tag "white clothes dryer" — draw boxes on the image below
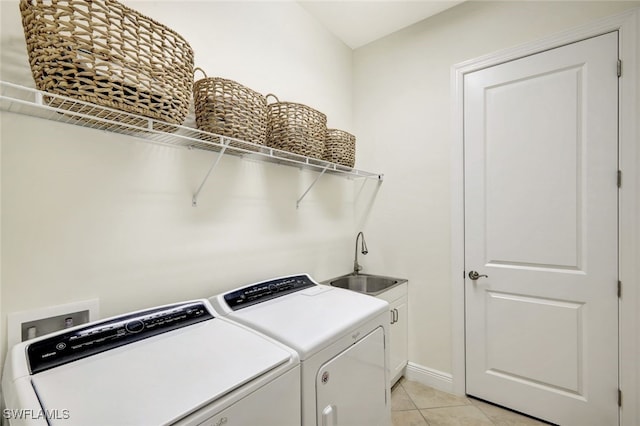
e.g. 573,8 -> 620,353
1,300 -> 300,426
209,274 -> 391,426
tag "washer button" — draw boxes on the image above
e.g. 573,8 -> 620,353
125,320 -> 145,333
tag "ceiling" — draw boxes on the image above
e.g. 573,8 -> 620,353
298,1 -> 465,49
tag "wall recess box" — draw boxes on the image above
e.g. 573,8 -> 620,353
7,299 -> 100,350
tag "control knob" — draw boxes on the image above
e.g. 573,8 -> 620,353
125,319 -> 145,333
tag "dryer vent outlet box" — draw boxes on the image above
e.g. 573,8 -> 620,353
7,299 -> 100,349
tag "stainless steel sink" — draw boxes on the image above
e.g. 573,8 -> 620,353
325,274 -> 406,296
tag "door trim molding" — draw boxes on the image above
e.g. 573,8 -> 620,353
451,8 -> 639,426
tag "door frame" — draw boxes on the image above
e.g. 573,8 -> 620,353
451,8 -> 639,426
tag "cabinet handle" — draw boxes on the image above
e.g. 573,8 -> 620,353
390,308 -> 399,324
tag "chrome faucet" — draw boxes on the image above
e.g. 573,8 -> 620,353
353,231 -> 368,274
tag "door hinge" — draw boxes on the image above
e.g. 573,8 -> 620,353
618,280 -> 622,298
618,388 -> 622,407
617,170 -> 622,188
617,59 -> 622,77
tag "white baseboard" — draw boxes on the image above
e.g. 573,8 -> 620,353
404,362 -> 455,394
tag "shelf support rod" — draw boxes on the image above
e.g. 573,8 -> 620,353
192,139 -> 229,207
296,165 -> 329,209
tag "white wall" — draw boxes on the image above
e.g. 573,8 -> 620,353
0,0 -> 363,361
353,0 -> 640,377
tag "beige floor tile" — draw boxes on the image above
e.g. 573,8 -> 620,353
420,405 -> 494,426
392,410 -> 429,426
392,382 -> 418,411
471,398 -> 551,425
401,379 -> 472,409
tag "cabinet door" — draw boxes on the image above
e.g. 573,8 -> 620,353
315,327 -> 389,426
378,282 -> 409,386
389,296 -> 408,385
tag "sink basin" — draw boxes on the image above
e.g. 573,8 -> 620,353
326,274 -> 405,296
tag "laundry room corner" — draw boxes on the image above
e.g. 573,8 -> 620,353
2,0 -> 639,423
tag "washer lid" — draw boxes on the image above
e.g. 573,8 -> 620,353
31,319 -> 293,426
225,285 -> 388,360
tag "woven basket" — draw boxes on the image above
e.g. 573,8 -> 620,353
19,0 -> 194,125
325,129 -> 355,168
193,68 -> 267,151
266,94 -> 326,159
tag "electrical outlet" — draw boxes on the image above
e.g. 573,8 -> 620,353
7,299 -> 99,349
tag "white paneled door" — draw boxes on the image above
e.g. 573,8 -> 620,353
464,32 -> 619,426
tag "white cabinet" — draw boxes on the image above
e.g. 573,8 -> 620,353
376,282 -> 408,386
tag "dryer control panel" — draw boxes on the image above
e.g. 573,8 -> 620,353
224,274 -> 316,311
27,301 -> 213,374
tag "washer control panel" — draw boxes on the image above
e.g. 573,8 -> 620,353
27,301 -> 213,374
224,274 -> 316,311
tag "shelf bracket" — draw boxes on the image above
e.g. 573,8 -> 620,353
296,165 -> 330,209
192,139 -> 229,207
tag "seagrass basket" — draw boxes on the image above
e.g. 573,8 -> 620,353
19,0 -> 194,125
266,94 -> 326,160
193,68 -> 267,151
325,129 -> 355,168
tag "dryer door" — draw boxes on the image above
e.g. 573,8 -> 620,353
316,327 -> 389,426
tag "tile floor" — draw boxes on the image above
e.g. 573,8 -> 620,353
391,378 -> 553,426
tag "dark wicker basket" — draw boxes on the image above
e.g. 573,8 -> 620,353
325,129 -> 355,168
19,0 -> 194,125
266,94 -> 326,159
193,68 -> 267,151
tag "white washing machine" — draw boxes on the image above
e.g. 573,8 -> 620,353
1,300 -> 300,426
209,274 -> 391,426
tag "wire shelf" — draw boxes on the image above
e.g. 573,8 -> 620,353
0,81 -> 383,182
